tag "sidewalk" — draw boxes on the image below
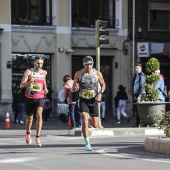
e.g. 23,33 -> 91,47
69,116 -> 164,137
0,115 -> 164,137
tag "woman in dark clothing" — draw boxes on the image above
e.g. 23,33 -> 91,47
16,88 -> 25,124
114,85 -> 130,124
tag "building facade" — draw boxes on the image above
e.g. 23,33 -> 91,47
129,0 -> 170,93
0,0 -> 131,117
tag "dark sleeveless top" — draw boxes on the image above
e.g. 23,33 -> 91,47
79,68 -> 98,99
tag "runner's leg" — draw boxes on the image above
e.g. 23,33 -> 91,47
36,107 -> 43,136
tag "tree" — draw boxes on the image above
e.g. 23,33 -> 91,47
144,57 -> 160,101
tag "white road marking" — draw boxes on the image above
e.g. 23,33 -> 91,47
0,155 -> 46,170
46,135 -> 83,140
0,157 -> 39,163
96,145 -> 170,164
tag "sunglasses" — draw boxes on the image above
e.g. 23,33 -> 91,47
84,63 -> 93,66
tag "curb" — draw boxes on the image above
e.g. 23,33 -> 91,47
68,128 -> 165,137
145,137 -> 170,155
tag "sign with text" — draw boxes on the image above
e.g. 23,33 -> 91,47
137,42 -> 149,57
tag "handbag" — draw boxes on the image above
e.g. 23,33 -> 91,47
64,98 -> 68,104
71,90 -> 80,102
65,83 -> 80,102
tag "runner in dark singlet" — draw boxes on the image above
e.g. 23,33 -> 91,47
73,56 -> 106,151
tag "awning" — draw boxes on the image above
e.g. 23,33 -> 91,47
151,43 -> 170,56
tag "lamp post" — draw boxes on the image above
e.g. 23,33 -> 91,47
132,0 -> 135,76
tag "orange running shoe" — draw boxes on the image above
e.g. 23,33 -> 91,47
25,134 -> 32,145
35,137 -> 42,146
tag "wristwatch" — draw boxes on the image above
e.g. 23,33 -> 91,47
100,91 -> 103,95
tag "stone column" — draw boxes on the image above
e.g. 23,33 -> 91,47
0,0 -> 12,113
52,0 -> 72,94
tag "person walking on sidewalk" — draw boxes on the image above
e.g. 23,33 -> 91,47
114,85 -> 130,124
72,56 -> 106,151
43,95 -> 51,122
20,56 -> 48,146
101,93 -> 106,121
132,63 -> 146,127
16,88 -> 25,124
63,75 -> 81,129
154,70 -> 165,102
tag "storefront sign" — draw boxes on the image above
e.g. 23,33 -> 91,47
137,42 -> 149,57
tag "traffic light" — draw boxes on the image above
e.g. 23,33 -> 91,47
95,20 -> 109,48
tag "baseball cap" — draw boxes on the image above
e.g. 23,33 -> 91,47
83,56 -> 94,63
155,70 -> 160,73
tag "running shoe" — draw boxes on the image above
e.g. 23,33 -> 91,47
19,120 -> 24,124
115,121 -> 121,124
127,117 -> 130,123
35,137 -> 42,146
85,144 -> 92,151
25,134 -> 32,145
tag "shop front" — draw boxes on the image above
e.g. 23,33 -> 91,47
137,42 -> 170,94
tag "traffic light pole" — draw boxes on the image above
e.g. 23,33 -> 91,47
96,46 -> 103,129
95,19 -> 109,129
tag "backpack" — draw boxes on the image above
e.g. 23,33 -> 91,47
163,86 -> 167,98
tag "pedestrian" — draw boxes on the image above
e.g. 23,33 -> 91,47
72,56 -> 106,151
46,86 -> 53,102
154,70 -> 165,101
114,85 -> 130,124
101,93 -> 106,121
132,63 -> 146,127
12,87 -> 19,123
43,95 -> 51,122
16,88 -> 25,124
63,75 -> 81,129
20,55 -> 48,146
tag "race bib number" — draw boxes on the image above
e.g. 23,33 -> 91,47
81,89 -> 95,99
30,83 -> 42,92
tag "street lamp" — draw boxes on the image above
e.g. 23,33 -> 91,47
132,0 -> 135,76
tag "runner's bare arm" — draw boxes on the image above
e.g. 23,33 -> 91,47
97,71 -> 106,93
72,71 -> 80,91
43,70 -> 48,94
95,71 -> 106,101
20,69 -> 32,89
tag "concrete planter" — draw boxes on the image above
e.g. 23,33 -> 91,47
145,137 -> 170,155
136,102 -> 167,125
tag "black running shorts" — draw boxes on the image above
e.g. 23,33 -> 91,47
79,98 -> 99,117
25,98 -> 45,116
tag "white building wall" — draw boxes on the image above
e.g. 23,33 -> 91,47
0,0 -> 132,117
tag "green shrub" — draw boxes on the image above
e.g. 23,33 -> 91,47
155,111 -> 170,137
144,57 -> 160,101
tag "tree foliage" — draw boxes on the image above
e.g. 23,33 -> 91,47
144,57 -> 160,101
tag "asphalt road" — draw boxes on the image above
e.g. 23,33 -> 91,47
0,128 -> 169,170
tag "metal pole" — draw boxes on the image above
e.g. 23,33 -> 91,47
96,46 -> 103,128
132,0 -> 135,76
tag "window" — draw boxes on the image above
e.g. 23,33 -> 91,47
149,1 -> 170,31
11,0 -> 52,26
72,0 -> 115,28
